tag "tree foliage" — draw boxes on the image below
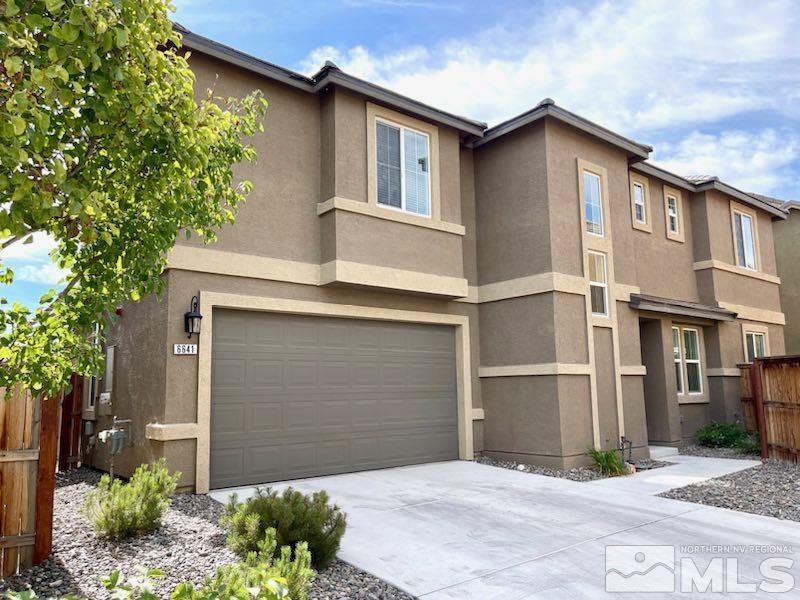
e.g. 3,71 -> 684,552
0,0 -> 267,394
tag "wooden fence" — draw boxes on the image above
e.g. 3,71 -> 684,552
739,356 -> 800,462
0,386 -> 59,576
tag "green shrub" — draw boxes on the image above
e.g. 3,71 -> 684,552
736,432 -> 761,454
695,422 -> 747,448
222,487 -> 346,570
83,458 -> 180,540
587,447 -> 630,476
3,533 -> 314,600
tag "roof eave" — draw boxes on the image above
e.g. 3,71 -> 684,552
473,103 -> 652,159
177,28 -> 315,92
629,294 -> 737,322
313,70 -> 486,137
695,180 -> 788,219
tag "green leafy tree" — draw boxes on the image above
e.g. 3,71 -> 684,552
0,0 -> 267,395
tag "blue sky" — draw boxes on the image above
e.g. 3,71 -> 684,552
4,0 -> 799,307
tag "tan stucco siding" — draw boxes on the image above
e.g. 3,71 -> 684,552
773,212 -> 800,354
183,53 -> 322,264
478,295 -> 557,367
474,121 -> 551,284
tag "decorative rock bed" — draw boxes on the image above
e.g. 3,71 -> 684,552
679,444 -> 759,460
659,459 -> 800,522
0,468 -> 412,599
477,455 -> 670,481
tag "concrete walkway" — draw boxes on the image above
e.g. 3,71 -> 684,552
585,453 -> 762,495
211,461 -> 800,599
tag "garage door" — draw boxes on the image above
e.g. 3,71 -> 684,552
210,309 -> 459,489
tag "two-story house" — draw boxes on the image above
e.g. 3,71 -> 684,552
83,26 -> 787,492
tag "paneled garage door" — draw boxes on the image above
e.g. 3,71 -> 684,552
210,309 -> 459,489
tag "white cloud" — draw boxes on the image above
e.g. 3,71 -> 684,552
13,262 -> 67,285
2,232 -> 57,260
653,129 -> 800,194
299,0 -> 800,133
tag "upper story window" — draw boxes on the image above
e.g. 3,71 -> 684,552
376,119 -> 430,217
733,208 -> 757,270
666,195 -> 679,234
588,251 -> 608,316
633,183 -> 646,223
583,171 -> 604,236
663,186 -> 685,243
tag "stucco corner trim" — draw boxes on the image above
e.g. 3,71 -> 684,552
693,259 -> 781,285
478,363 -> 591,378
619,365 -> 647,376
614,284 -> 641,302
317,197 -> 466,236
719,302 -> 786,325
471,408 -> 485,421
145,422 -> 199,441
320,259 -> 468,298
706,368 -> 741,377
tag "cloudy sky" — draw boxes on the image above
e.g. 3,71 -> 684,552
4,0 -> 799,306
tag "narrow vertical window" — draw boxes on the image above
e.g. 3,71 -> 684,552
588,251 -> 608,316
734,211 -> 757,270
672,327 -> 684,394
745,332 -> 766,362
633,182 -> 646,223
376,122 -> 401,208
667,195 -> 679,234
583,171 -> 604,236
683,328 -> 702,394
375,119 -> 430,216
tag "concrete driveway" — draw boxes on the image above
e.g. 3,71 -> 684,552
211,461 -> 800,598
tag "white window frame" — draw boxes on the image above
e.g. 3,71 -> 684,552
583,170 -> 604,237
732,208 -> 757,271
745,331 -> 767,363
667,194 -> 679,234
375,117 -> 431,218
682,327 -> 703,395
672,326 -> 684,395
633,182 -> 646,224
588,251 -> 608,317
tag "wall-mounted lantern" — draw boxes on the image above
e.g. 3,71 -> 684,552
184,295 -> 202,339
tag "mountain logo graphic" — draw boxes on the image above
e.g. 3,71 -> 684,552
606,545 -> 676,592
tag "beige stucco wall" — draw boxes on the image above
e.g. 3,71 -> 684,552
773,210 -> 800,354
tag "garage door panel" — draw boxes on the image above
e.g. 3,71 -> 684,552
210,310 -> 458,488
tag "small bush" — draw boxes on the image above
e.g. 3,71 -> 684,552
3,533 -> 314,599
736,432 -> 761,454
695,422 -> 747,448
587,447 -> 630,476
222,487 -> 346,570
83,458 -> 180,540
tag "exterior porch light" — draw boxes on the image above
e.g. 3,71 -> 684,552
184,295 -> 202,339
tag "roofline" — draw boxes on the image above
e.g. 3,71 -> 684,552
174,24 -> 486,136
781,200 -> 800,211
472,99 -> 652,158
176,24 -> 315,92
631,162 -> 788,219
312,67 -> 486,136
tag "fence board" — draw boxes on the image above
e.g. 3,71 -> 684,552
0,385 -> 59,576
740,357 -> 800,463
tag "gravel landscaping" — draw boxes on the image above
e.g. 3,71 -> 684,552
0,468 -> 412,599
659,459 -> 800,522
679,444 -> 759,459
477,455 -> 671,481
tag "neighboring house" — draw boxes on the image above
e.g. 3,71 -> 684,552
766,199 -> 800,354
81,25 -> 788,492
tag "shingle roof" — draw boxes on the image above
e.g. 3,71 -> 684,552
629,294 -> 737,322
683,175 -> 719,184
